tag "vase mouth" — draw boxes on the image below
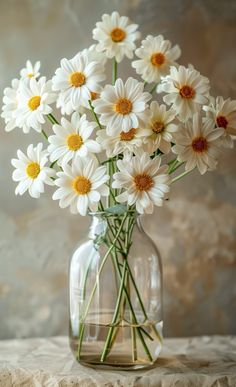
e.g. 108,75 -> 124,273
88,210 -> 137,218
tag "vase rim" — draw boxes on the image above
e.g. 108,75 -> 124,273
88,210 -> 137,218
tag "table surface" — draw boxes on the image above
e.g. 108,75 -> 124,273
0,336 -> 235,387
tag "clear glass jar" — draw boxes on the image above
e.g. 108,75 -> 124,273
69,212 -> 163,370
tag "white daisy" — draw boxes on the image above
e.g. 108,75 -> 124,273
93,11 -> 140,62
81,44 -> 107,67
48,112 -> 101,166
52,52 -> 105,114
172,113 -> 224,175
143,101 -> 178,154
132,34 -> 181,83
1,79 -> 21,132
203,96 -> 236,148
158,65 -> 210,121
96,127 -> 150,158
93,77 -> 151,135
15,77 -> 56,133
112,151 -> 170,214
11,143 -> 55,198
20,60 -> 41,80
53,156 -> 109,216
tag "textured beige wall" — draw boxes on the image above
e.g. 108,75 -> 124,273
0,0 -> 235,339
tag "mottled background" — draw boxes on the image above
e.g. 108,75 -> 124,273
0,0 -> 235,340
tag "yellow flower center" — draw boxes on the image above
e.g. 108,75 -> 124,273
115,98 -> 132,115
72,176 -> 91,195
152,121 -> 165,134
69,72 -> 86,87
192,136 -> 208,153
110,28 -> 126,42
28,73 -> 34,78
67,134 -> 83,151
151,52 -> 165,67
179,85 -> 195,99
217,115 -> 228,129
26,162 -> 40,179
90,91 -> 98,100
28,96 -> 41,111
134,173 -> 154,192
120,128 -> 136,141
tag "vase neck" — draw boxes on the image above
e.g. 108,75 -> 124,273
88,212 -> 138,240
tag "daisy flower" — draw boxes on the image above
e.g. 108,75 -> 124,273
132,35 -> 181,83
158,65 -> 210,121
93,11 -> 140,63
96,127 -> 150,158
203,96 -> 236,148
11,143 -> 55,199
53,157 -> 109,216
48,112 -> 101,166
112,151 -> 170,214
20,60 -> 41,80
52,51 -> 106,114
15,77 -> 56,133
93,77 -> 151,135
143,101 -> 178,154
172,113 -> 224,175
1,79 -> 21,132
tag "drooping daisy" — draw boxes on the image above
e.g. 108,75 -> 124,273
96,126 -> 150,158
11,143 -> 55,198
52,52 -> 105,114
93,11 -> 140,63
132,35 -> 181,83
93,77 -> 151,135
172,113 -> 224,175
15,77 -> 57,133
20,60 -> 41,80
158,66 -> 210,121
1,79 -> 21,132
53,157 -> 109,216
112,151 -> 170,214
48,112 -> 101,166
203,96 -> 236,148
143,101 -> 178,154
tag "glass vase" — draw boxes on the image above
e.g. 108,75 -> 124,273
69,211 -> 163,370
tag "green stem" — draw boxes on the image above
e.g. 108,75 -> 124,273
112,59 -> 118,85
171,169 -> 193,183
77,212 -> 128,359
89,99 -> 102,129
169,161 -> 185,174
41,129 -> 48,140
100,260 -> 127,362
150,84 -> 157,94
47,113 -> 59,125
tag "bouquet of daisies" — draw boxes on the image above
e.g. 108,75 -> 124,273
2,11 -> 235,363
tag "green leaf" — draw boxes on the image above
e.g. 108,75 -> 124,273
105,204 -> 127,215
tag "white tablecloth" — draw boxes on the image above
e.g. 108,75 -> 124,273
0,336 -> 235,386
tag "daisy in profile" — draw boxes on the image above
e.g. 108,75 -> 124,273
15,77 -> 56,133
112,151 -> 170,214
11,143 -> 55,198
158,65 -> 210,121
20,60 -> 41,80
52,52 -> 105,114
93,11 -> 140,62
132,35 -> 181,83
203,96 -> 236,148
172,113 -> 224,175
53,157 -> 109,216
96,127 -> 150,158
93,77 -> 151,135
48,112 -> 101,166
1,79 -> 21,132
143,101 -> 178,154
